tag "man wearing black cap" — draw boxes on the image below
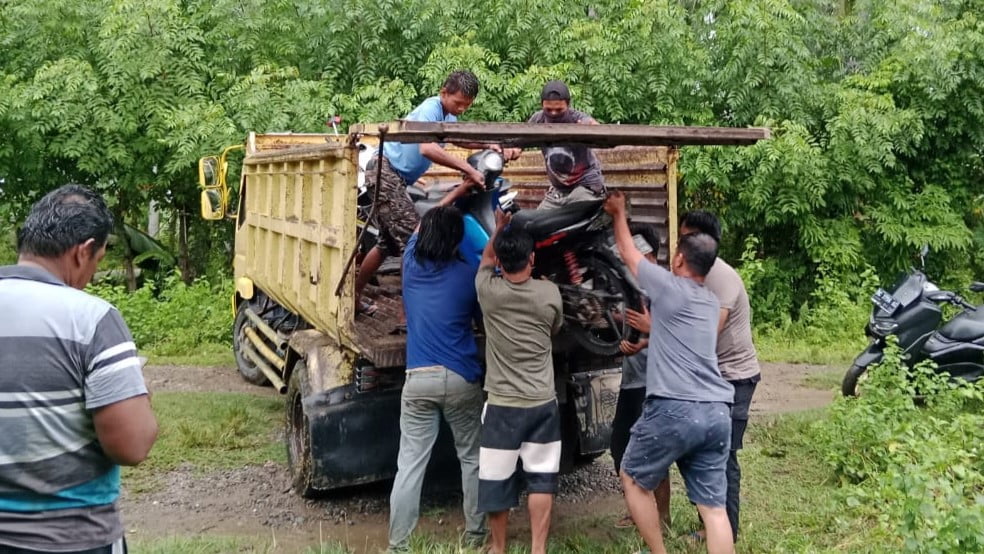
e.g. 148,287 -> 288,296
527,80 -> 607,209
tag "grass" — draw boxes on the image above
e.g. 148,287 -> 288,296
754,330 -> 863,367
802,367 -> 847,391
124,391 -> 901,552
146,343 -> 236,367
124,391 -> 285,493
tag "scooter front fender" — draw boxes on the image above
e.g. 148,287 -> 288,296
852,341 -> 885,369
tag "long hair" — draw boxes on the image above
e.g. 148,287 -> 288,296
415,206 -> 464,265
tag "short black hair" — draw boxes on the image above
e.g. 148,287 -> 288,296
493,226 -> 534,274
442,70 -> 480,99
17,184 -> 114,258
629,222 -> 661,259
679,210 -> 722,243
415,206 -> 464,264
677,232 -> 718,277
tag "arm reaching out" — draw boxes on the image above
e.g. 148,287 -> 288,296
604,191 -> 643,276
420,143 -> 485,185
480,210 -> 511,269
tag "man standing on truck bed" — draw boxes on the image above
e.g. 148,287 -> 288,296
527,80 -> 607,209
680,211 -> 761,544
476,213 -> 564,554
0,185 -> 158,554
605,191 -> 736,554
355,70 -> 518,315
388,182 -> 488,552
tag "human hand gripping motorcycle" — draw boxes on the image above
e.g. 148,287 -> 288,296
619,305 -> 650,355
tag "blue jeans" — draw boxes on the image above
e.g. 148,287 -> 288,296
622,398 -> 732,507
388,366 -> 486,551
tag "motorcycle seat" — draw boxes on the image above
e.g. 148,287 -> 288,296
938,307 -> 984,342
511,200 -> 603,240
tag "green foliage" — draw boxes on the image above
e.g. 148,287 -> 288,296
87,274 -> 233,356
812,339 -> 984,552
2,0 -> 983,333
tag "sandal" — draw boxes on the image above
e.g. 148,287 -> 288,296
683,531 -> 705,543
614,514 -> 635,529
357,298 -> 378,316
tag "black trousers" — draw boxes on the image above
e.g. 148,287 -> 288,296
610,386 -> 647,474
725,375 -> 760,541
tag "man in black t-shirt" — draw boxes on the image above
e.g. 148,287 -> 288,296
527,80 -> 607,209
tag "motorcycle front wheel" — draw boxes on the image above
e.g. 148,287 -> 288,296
565,254 -> 643,357
841,363 -> 868,397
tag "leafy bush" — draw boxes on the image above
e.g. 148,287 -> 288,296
812,339 -> 984,552
88,274 -> 233,356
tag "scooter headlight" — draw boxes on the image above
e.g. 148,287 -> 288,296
870,320 -> 899,336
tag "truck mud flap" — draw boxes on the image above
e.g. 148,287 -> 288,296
302,385 -> 459,491
568,367 -> 621,455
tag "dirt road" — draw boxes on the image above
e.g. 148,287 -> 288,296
124,363 -> 836,552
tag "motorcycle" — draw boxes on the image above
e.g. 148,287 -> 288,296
409,150 -> 646,356
842,260 -> 984,396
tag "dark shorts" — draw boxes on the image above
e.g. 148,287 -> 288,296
365,158 -> 418,257
622,398 -> 731,507
478,400 -> 562,513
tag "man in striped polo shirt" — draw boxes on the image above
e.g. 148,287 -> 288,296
0,185 -> 158,554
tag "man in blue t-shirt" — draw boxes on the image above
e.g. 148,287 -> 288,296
387,180 -> 488,552
356,70 -> 518,315
605,191 -> 736,554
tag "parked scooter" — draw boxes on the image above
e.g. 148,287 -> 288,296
409,150 -> 646,356
842,258 -> 984,396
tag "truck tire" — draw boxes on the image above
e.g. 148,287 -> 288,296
841,363 -> 868,397
286,361 -> 318,497
232,303 -> 271,387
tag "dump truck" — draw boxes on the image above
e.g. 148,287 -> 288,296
198,121 -> 769,496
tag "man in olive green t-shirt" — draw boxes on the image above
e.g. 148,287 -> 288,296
475,213 -> 563,554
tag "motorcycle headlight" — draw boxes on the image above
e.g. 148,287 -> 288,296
870,320 -> 899,336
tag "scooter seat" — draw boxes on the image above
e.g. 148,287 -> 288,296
511,200 -> 603,240
938,307 -> 984,342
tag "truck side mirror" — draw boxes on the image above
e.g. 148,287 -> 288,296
199,156 -> 219,188
200,189 -> 224,220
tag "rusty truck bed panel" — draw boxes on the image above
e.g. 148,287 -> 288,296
425,145 -> 677,265
234,129 -> 709,367
237,136 -> 678,368
235,137 -> 359,353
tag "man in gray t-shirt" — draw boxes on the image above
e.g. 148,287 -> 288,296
605,191 -> 735,554
681,210 -> 762,543
527,80 -> 607,209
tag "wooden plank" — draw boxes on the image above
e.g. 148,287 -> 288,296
349,121 -> 770,147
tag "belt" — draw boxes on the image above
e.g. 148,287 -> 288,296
406,365 -> 447,374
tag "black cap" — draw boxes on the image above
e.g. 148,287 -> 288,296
540,80 -> 571,101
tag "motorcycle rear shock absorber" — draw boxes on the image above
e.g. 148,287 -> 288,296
563,250 -> 583,285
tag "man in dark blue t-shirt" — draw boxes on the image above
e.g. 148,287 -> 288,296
388,181 -> 487,552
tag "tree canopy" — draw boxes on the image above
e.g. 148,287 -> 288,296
0,0 -> 981,318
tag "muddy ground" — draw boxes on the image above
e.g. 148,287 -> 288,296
125,363 -> 836,552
